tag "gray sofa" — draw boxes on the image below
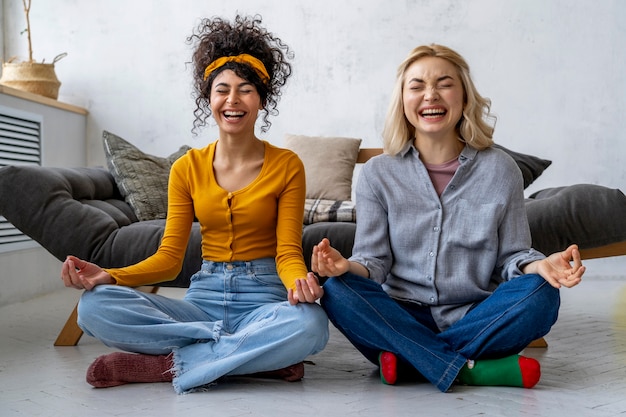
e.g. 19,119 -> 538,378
0,164 -> 360,287
1,163 -> 626,290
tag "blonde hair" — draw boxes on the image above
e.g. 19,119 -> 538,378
382,44 -> 496,155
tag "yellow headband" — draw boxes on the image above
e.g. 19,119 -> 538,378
203,54 -> 270,84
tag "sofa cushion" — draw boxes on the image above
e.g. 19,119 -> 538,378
526,184 -> 626,255
285,134 -> 362,201
103,130 -> 191,221
494,144 -> 552,189
302,222 -> 357,276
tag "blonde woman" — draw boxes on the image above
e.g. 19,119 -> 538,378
312,44 -> 584,392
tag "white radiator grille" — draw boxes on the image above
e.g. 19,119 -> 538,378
0,105 -> 42,250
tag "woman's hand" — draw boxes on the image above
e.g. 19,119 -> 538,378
524,244 -> 585,289
311,238 -> 350,277
61,255 -> 115,291
288,272 -> 324,305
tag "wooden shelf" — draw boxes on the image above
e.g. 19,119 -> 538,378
0,84 -> 87,115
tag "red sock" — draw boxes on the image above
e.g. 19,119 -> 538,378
379,351 -> 398,385
86,352 -> 173,388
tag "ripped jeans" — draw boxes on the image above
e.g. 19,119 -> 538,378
78,258 -> 329,393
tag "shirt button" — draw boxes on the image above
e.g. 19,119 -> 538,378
427,276 -> 432,281
429,296 -> 435,302
429,251 -> 434,257
433,226 -> 440,232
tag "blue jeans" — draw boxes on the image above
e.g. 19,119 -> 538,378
77,258 -> 329,393
320,273 -> 559,392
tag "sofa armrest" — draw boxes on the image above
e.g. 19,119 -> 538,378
0,165 -> 135,262
0,165 -> 199,287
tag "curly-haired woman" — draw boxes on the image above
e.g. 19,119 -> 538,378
61,15 -> 328,394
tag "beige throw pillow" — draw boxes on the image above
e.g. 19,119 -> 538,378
284,134 -> 362,201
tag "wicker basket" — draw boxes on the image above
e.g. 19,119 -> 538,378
0,54 -> 66,100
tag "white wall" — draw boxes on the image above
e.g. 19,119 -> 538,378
0,0 -> 3,60
2,0 -> 625,276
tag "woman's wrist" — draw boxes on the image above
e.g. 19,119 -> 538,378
522,260 -> 539,275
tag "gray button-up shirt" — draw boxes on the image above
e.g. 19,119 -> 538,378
349,144 -> 545,330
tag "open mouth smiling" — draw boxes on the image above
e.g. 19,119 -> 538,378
420,107 -> 447,120
223,110 -> 245,120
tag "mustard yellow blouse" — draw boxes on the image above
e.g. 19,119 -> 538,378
105,140 -> 308,290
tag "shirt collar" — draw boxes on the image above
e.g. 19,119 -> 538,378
401,141 -> 478,163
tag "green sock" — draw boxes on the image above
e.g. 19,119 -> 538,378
456,355 -> 541,388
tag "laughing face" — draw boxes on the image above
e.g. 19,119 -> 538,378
210,69 -> 263,136
402,56 -> 465,143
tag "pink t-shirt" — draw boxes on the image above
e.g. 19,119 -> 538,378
423,157 -> 461,196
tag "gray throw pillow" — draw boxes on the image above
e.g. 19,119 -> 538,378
493,144 -> 552,189
103,131 -> 191,221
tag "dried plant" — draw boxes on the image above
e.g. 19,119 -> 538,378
12,0 -> 65,64
21,0 -> 34,62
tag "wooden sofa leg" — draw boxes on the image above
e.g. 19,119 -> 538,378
526,337 -> 548,348
54,303 -> 83,346
54,286 -> 160,346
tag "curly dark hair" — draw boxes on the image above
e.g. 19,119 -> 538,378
187,14 -> 293,134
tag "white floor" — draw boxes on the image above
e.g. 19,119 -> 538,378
1,275 -> 626,417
